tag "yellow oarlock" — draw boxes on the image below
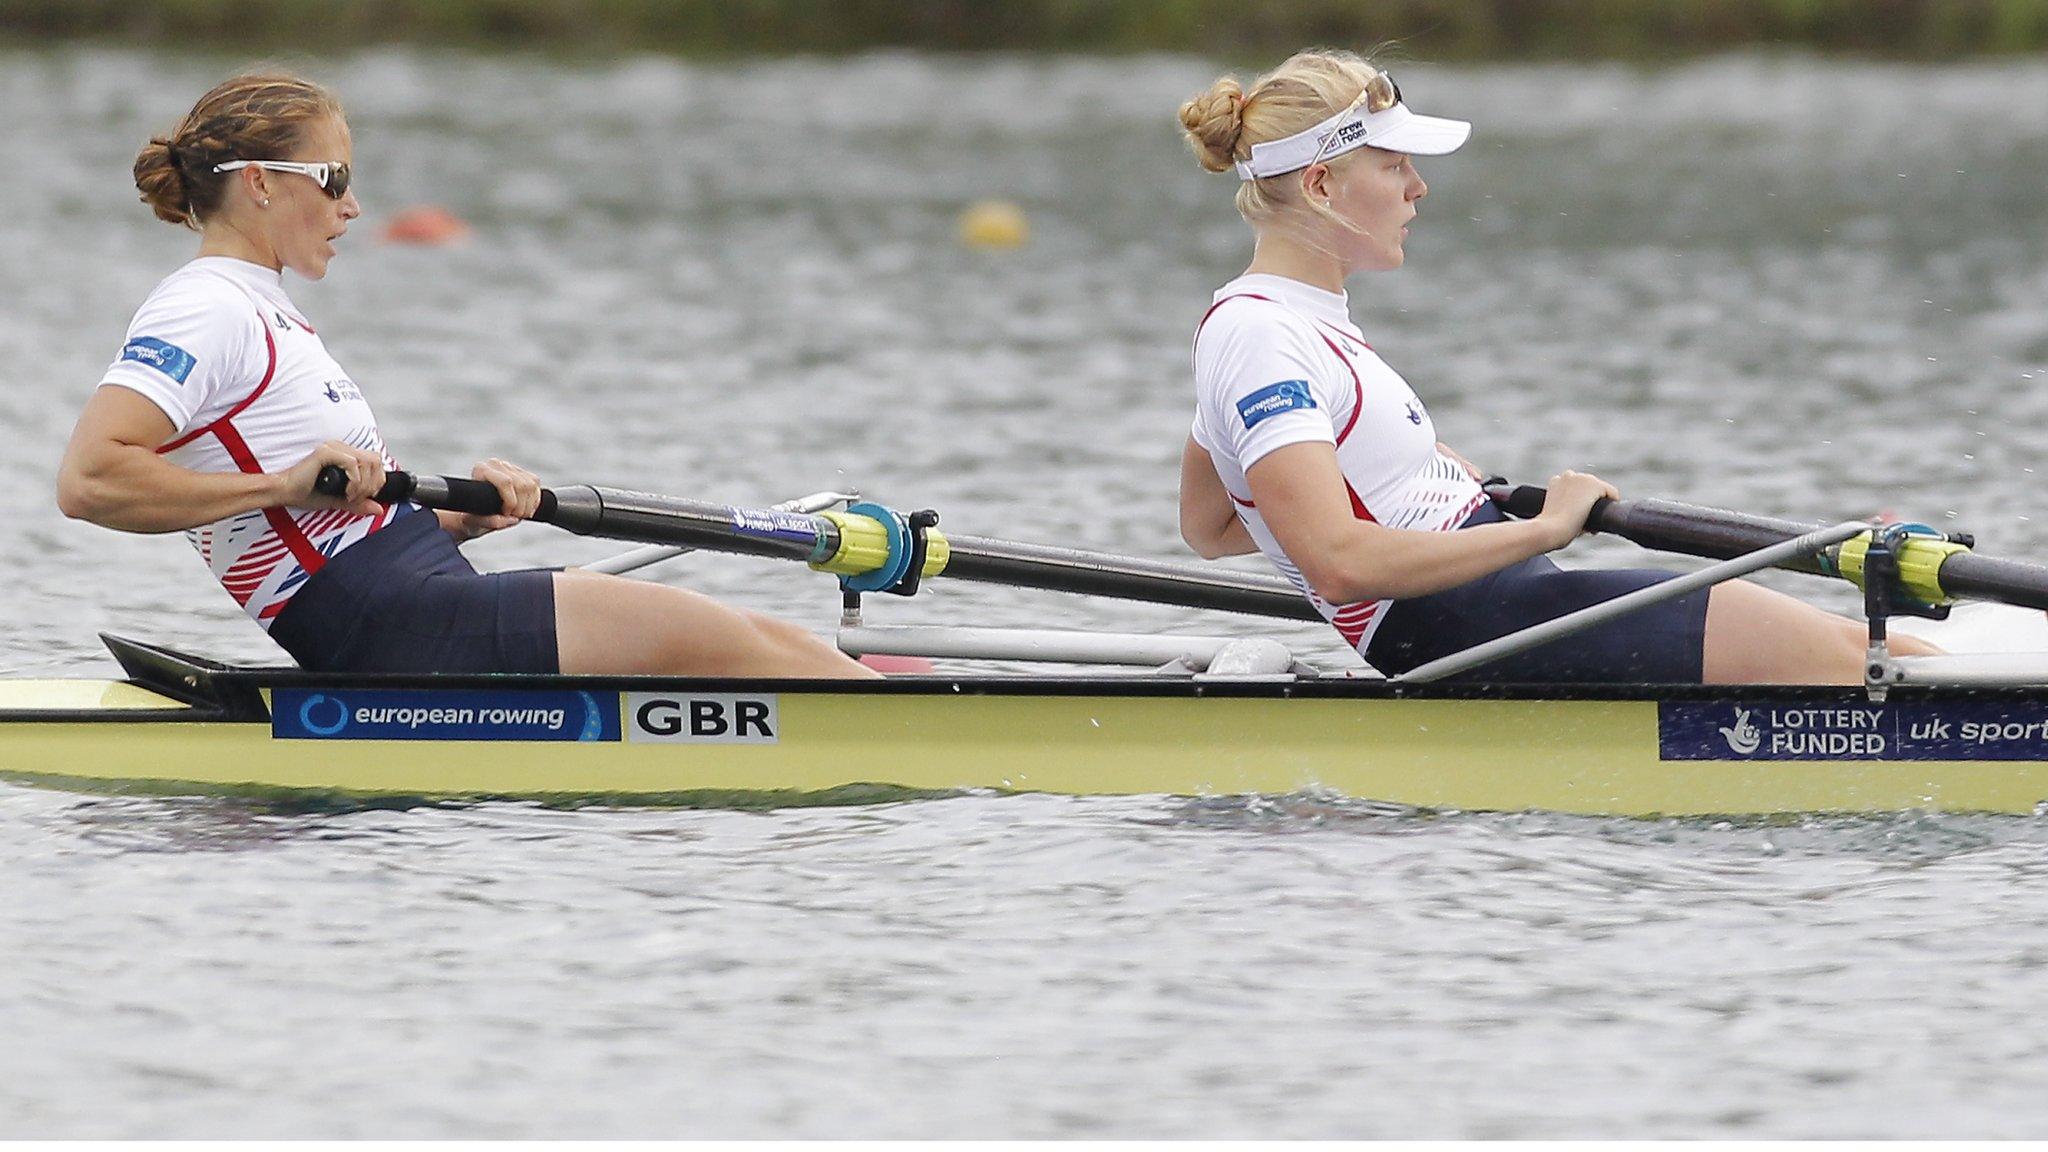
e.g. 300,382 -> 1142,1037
1834,529 -> 1969,607
809,509 -> 951,581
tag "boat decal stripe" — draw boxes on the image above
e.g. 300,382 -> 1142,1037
274,688 -> 623,742
1661,699 -> 2048,760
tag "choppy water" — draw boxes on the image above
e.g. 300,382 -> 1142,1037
3,46 -> 2048,1137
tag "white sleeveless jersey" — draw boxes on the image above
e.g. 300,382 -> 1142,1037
100,257 -> 400,629
1190,273 -> 1485,655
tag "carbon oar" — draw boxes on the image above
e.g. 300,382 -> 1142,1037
1488,483 -> 2048,611
317,468 -> 1322,622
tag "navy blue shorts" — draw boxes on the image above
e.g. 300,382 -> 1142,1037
1364,502 -> 1710,684
269,505 -> 560,674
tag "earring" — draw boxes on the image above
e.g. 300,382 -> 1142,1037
260,198 -> 270,207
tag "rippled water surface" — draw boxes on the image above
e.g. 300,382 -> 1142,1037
4,47 -> 2048,1137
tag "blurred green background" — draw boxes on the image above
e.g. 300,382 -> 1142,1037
4,0 -> 2048,58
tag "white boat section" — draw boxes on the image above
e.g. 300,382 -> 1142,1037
837,625 -> 1307,678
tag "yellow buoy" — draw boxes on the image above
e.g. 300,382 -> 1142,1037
958,199 -> 1029,249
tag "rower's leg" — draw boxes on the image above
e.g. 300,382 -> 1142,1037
550,569 -> 879,679
1701,579 -> 1942,685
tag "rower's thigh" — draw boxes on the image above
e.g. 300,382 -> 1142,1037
1702,579 -> 1939,684
549,569 -> 875,678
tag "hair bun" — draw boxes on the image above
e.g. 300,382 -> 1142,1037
128,73 -> 342,230
1179,77 -> 1247,174
132,135 -> 193,227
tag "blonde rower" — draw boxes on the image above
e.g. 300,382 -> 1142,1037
1174,49 -> 1936,683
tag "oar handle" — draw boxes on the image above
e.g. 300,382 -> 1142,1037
1484,483 -> 1618,534
313,466 -> 559,521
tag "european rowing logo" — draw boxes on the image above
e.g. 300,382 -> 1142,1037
298,693 -> 351,736
120,336 -> 196,385
273,688 -> 621,741
1237,380 -> 1316,430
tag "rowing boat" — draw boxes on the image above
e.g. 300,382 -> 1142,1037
9,473 -> 2048,816
8,630 -> 2048,815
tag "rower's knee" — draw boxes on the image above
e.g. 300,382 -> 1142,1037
1703,581 -> 1876,684
735,607 -> 849,663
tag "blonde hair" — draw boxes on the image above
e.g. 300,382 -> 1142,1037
133,73 -> 344,229
1178,49 -> 1399,229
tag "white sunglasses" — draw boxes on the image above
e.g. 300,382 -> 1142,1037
211,159 -> 353,199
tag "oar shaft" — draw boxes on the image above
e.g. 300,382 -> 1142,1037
933,533 -> 1320,620
585,487 -> 1318,620
1487,483 -> 1833,572
1489,483 -> 2048,611
321,469 -> 1321,622
1938,554 -> 2048,612
582,490 -> 859,576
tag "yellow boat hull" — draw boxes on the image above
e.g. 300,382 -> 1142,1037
6,670 -> 2046,815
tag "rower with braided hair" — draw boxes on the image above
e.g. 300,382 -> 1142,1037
1175,49 -> 1936,683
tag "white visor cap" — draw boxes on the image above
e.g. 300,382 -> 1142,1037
1236,101 -> 1471,182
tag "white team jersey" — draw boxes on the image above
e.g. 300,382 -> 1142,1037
100,257 -> 399,629
1190,273 -> 1485,655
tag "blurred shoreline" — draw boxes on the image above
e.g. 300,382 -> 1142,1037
3,0 -> 2047,59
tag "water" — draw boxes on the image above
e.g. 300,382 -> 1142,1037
3,46 -> 2048,1137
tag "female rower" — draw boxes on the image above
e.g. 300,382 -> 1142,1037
57,73 -> 873,679
1174,50 -> 1935,683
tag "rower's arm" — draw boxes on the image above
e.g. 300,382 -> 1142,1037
56,385 -> 383,532
1246,441 -> 1594,604
1179,437 -> 1257,558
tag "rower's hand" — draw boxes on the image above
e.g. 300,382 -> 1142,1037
1534,470 -> 1618,549
1437,442 -> 1483,481
451,457 -> 541,540
280,441 -> 386,515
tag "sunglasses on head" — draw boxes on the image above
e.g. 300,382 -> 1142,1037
1306,72 -> 1405,169
212,159 -> 353,200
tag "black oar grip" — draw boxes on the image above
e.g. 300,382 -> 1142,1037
1487,483 -> 1547,520
313,463 -> 414,504
1483,483 -> 1615,534
312,466 -> 556,519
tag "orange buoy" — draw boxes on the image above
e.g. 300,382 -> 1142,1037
379,205 -> 471,246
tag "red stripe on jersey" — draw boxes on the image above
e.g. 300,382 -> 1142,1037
1345,479 -> 1377,524
1194,292 -> 1276,339
1314,317 -> 1373,352
1333,603 -> 1380,648
1447,490 -> 1487,529
154,304 -> 331,596
212,419 -> 328,579
158,315 -> 280,454
1195,294 -> 1370,446
1311,328 -> 1367,445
